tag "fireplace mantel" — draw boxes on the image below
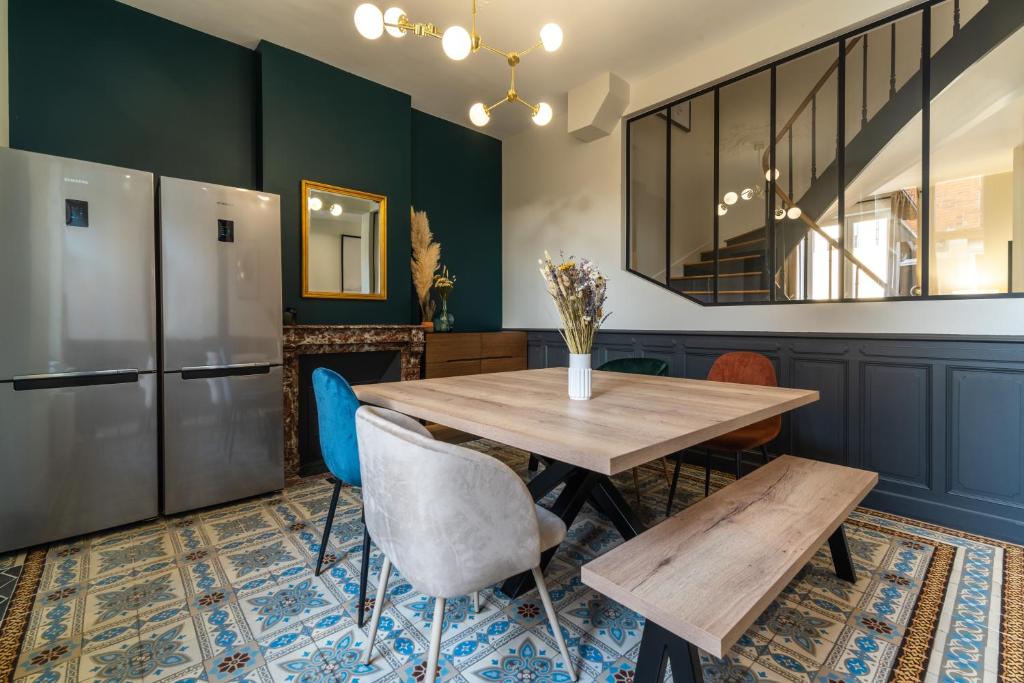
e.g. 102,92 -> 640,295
283,324 -> 425,481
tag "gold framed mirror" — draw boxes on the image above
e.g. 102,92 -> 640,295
301,179 -> 387,300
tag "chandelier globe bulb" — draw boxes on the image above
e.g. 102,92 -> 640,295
354,4 -> 385,39
469,103 -> 490,127
442,26 -> 472,60
383,7 -> 406,37
540,23 -> 563,52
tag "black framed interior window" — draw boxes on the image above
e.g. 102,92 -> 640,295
625,0 -> 1024,306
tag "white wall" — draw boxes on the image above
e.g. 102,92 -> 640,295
308,229 -> 341,292
503,0 -> 1024,335
1,0 -> 8,148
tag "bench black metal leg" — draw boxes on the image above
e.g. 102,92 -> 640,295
666,454 -> 683,516
499,470 -> 600,598
315,480 -> 342,577
589,476 -> 645,541
734,451 -> 742,480
828,524 -> 857,584
634,621 -> 701,683
357,514 -> 372,627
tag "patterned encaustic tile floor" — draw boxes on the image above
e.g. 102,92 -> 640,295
0,441 -> 1021,683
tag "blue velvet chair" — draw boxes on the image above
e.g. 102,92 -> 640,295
312,367 -> 372,627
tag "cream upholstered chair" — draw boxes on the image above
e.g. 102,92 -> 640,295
355,406 -> 576,683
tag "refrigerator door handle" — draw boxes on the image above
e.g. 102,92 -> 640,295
180,362 -> 273,380
12,369 -> 141,391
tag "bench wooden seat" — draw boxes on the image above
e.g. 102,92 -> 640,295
581,455 -> 876,681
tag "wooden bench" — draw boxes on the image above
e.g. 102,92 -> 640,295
581,455 -> 877,683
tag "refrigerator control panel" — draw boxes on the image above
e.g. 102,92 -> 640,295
65,199 -> 89,227
217,219 -> 234,243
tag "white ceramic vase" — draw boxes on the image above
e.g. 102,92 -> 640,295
568,353 -> 592,400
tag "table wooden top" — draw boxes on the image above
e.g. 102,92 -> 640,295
353,367 -> 818,475
580,456 -> 877,658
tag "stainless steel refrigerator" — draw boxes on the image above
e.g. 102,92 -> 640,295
159,177 -> 283,514
0,148 -> 159,553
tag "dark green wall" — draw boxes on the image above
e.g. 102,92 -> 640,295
9,0 -> 255,188
6,0 -> 502,327
257,41 -> 413,324
411,111 -> 502,331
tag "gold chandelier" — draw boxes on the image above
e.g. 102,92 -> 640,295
353,0 -> 562,128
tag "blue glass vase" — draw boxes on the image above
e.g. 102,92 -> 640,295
433,299 -> 455,332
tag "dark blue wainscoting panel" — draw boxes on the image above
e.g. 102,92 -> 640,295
523,329 -> 1024,543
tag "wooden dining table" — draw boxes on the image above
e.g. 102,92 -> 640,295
353,366 -> 819,597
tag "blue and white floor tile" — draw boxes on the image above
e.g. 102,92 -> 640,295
1,441 -> 1021,683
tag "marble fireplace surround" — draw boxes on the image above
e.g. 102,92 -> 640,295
283,324 -> 425,481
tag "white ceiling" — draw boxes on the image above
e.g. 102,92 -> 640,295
116,0 -> 809,139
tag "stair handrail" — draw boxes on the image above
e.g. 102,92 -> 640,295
760,35 -> 892,295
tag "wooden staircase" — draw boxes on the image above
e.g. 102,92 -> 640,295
671,227 -> 770,303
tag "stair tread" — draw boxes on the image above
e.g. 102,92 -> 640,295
671,271 -> 764,281
725,227 -> 767,245
684,253 -> 763,267
699,240 -> 766,260
685,289 -> 770,295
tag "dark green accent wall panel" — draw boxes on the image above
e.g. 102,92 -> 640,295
258,42 -> 412,324
9,0 -> 255,188
411,110 -> 502,331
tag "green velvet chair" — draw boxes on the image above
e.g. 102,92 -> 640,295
597,357 -> 669,376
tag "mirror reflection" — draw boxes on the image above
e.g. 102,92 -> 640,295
302,180 -> 386,299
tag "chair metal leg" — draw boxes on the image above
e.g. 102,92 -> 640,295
315,481 -> 342,577
357,522 -> 371,627
631,467 -> 642,507
527,453 -> 539,473
363,556 -> 392,664
704,451 -> 712,497
734,451 -> 742,480
760,444 -> 771,463
424,596 -> 446,683
531,567 -> 577,681
472,591 -> 481,613
659,457 -> 673,488
665,455 -> 682,517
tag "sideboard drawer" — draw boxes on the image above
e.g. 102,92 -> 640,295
425,333 -> 481,363
425,359 -> 482,378
425,331 -> 527,379
481,356 -> 527,374
481,331 -> 527,359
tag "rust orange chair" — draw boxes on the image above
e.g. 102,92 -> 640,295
665,351 -> 781,513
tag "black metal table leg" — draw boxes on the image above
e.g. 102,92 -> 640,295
526,460 -> 576,501
499,469 -> 600,598
634,621 -> 700,683
828,524 -> 857,583
588,476 -> 645,540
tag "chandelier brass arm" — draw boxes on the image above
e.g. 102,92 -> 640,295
354,0 -> 561,127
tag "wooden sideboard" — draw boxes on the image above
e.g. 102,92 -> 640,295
425,331 -> 527,379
